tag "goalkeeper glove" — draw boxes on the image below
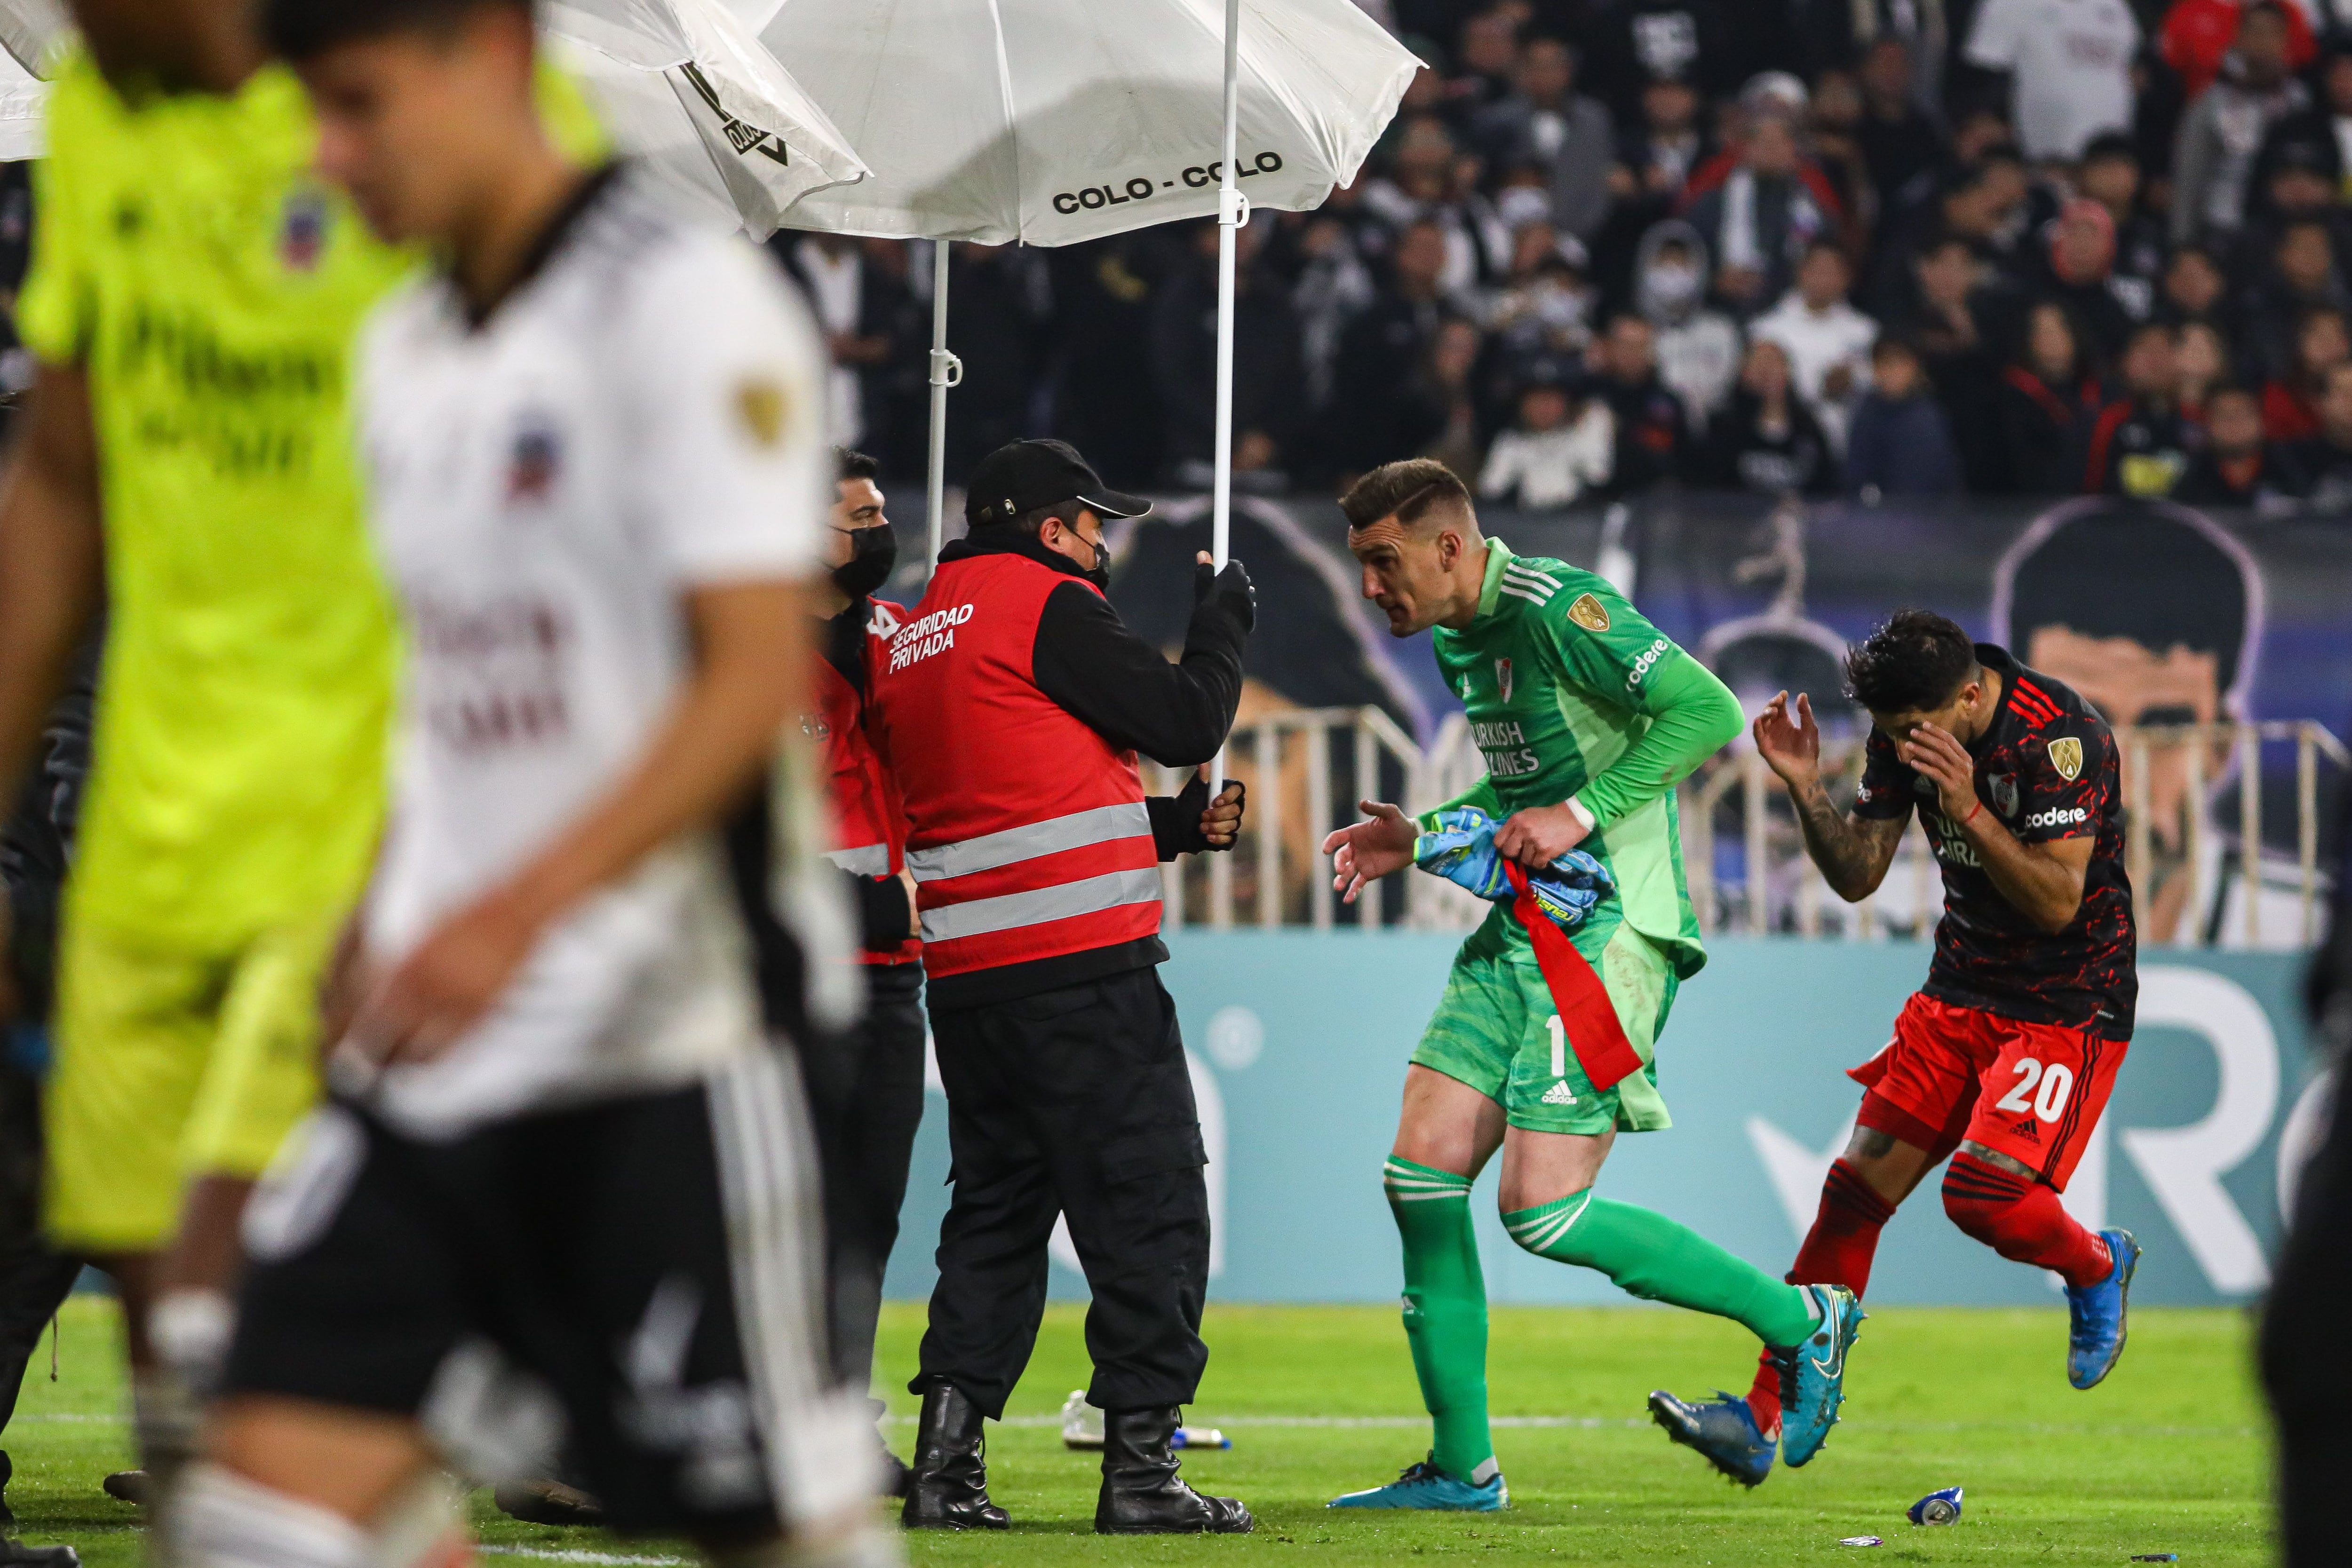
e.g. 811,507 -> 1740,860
1412,810 -> 1616,933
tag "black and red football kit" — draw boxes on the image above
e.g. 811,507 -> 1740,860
1847,642 -> 2137,1187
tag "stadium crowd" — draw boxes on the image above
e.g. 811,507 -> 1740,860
771,0 -> 2352,511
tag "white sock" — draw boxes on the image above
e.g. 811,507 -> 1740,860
151,1290 -> 238,1396
364,1473 -> 472,1568
176,1464 -> 368,1568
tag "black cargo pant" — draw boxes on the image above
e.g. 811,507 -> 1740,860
915,966 -> 1208,1419
797,961 -> 929,1393
2263,1054 -> 2352,1567
0,1243 -> 81,1528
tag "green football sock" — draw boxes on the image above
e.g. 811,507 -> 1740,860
1502,1188 -> 1818,1348
1384,1157 -> 1497,1483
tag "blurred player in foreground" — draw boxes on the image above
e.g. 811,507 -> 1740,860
1653,610 -> 2140,1488
1319,460 -> 1861,1512
0,0 -> 415,1517
180,2 -> 889,1567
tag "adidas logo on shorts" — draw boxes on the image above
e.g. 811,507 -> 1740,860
1541,1081 -> 1578,1105
2010,1115 -> 2041,1140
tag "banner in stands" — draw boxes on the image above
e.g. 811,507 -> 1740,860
882,935 -> 2332,1309
886,489 -> 2344,945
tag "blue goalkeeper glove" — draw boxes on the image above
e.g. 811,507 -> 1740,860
1412,807 -> 1510,901
1412,809 -> 1616,932
1523,850 -> 1613,931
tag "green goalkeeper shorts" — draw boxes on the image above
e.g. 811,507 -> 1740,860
1411,919 -> 1677,1136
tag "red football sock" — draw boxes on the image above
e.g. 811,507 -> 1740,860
1744,1158 -> 1898,1437
1941,1152 -> 2112,1289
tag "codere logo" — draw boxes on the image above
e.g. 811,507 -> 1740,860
2024,805 -> 2089,829
1626,637 -> 1670,688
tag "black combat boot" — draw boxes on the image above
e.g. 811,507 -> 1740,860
901,1379 -> 1009,1529
1094,1407 -> 1252,1534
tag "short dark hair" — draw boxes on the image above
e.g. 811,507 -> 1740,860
1339,459 -> 1474,532
264,0 -> 529,61
835,447 -> 881,483
1003,497 -> 1085,534
1843,610 -> 1980,714
1870,333 -> 1921,364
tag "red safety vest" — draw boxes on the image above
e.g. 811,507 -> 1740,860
814,603 -> 918,966
868,551 -> 1160,982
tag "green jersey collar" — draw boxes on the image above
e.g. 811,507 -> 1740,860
1473,538 -> 1517,621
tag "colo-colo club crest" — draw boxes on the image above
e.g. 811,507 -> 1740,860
1494,657 -> 1513,702
2048,736 -> 2084,781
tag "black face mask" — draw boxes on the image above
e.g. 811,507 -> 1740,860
831,524 -> 898,599
1069,526 -> 1112,590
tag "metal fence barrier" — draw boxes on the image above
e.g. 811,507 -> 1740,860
1150,710 -> 2347,950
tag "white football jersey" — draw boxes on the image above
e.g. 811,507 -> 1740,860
350,166 -> 826,1138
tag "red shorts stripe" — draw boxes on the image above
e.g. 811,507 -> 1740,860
1846,993 -> 2128,1190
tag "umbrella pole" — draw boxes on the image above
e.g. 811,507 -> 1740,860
925,240 -> 961,576
1210,0 -> 1243,793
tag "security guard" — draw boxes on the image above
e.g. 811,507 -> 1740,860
808,448 -> 927,1489
868,438 -> 1255,1535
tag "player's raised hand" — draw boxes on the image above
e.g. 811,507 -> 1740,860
1323,799 -> 1416,903
1898,721 -> 1980,824
1753,690 -> 1821,789
1494,801 -> 1589,867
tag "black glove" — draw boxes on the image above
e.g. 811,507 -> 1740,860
1176,771 -> 1244,855
1193,556 -> 1257,632
846,868 -> 914,950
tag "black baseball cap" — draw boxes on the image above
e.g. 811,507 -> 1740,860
965,438 -> 1151,528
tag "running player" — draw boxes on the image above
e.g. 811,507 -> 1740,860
1319,460 -> 1862,1512
183,2 -> 887,1567
1651,609 -> 2139,1488
0,0 -> 600,1514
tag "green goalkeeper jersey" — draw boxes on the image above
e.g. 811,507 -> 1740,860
1419,539 -> 1741,980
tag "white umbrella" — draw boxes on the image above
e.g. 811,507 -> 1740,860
550,0 -> 867,237
758,0 -> 1418,575
0,0 -> 868,238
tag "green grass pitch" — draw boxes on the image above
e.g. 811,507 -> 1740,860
3,1296 -> 2271,1565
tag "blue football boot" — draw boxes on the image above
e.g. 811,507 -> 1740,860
1328,1458 -> 1508,1511
1647,1389 -> 1775,1488
2066,1228 -> 2141,1390
1777,1283 -> 1864,1467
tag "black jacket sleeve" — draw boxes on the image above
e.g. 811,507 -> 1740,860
1031,575 -> 1249,768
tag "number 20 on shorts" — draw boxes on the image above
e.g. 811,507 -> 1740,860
1994,1056 -> 2076,1122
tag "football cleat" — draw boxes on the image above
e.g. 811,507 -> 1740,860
2066,1228 -> 2141,1390
1327,1458 -> 1507,1511
1776,1283 -> 1864,1468
1647,1389 -> 1775,1488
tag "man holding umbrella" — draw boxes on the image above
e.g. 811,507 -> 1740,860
867,438 -> 1254,1536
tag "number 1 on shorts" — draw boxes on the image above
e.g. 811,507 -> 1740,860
1547,1014 -> 1565,1080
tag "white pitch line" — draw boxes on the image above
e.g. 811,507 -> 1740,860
14,1412 -> 126,1423
478,1548 -> 686,1566
878,1413 -> 1643,1429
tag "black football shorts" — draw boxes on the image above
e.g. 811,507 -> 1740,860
223,1048 -> 865,1538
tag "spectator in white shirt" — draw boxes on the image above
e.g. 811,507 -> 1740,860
1748,240 -> 1880,455
1478,368 -> 1615,509
1963,0 -> 2140,163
